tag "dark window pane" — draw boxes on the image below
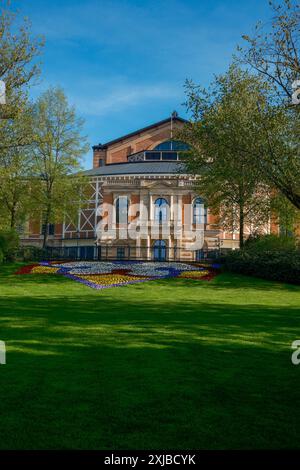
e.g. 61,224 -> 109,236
193,197 -> 207,224
41,223 -> 55,235
154,141 -> 172,151
48,224 -> 55,235
154,198 -> 169,222
162,152 -> 178,160
116,196 -> 128,224
145,152 -> 161,160
117,247 -> 125,260
154,140 -> 190,151
172,140 -> 190,151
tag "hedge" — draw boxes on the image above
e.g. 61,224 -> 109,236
224,249 -> 300,285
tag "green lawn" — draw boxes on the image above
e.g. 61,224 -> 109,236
0,263 -> 300,449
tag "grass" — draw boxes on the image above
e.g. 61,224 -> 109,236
0,262 -> 300,449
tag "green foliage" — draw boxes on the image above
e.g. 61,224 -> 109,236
0,1 -> 43,229
237,0 -> 299,105
16,245 -> 47,262
244,234 -> 298,252
271,194 -> 300,236
31,87 -> 89,247
225,237 -> 300,284
0,98 -> 35,228
236,0 -> 300,209
179,66 -> 272,247
0,1 -> 43,120
0,229 -> 19,262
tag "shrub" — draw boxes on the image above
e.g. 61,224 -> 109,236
0,230 -> 19,262
244,234 -> 297,252
224,247 -> 300,284
18,246 -> 48,261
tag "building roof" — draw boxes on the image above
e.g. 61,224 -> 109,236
80,161 -> 188,177
92,115 -> 188,150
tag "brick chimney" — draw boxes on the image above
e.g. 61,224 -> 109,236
92,146 -> 107,168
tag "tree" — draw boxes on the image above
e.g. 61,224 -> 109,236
253,102 -> 300,209
236,0 -> 300,210
0,1 -> 43,236
237,0 -> 299,104
31,87 -> 89,248
271,193 -> 300,236
0,0 -> 43,121
0,99 -> 34,229
178,66 -> 272,248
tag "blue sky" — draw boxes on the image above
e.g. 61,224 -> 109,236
14,0 -> 272,168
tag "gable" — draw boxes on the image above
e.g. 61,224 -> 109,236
106,119 -> 186,164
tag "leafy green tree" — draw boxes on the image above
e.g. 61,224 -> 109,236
0,0 -> 43,121
0,100 -> 34,228
0,1 -> 43,229
179,67 -> 273,248
271,193 -> 300,236
237,0 -> 299,104
0,228 -> 19,261
31,87 -> 89,247
236,0 -> 300,210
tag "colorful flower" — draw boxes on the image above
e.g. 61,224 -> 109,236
15,260 -> 219,289
31,265 -> 60,274
179,270 -> 210,278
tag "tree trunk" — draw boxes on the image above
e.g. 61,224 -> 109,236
239,205 -> 245,249
280,188 -> 300,211
42,227 -> 48,249
42,205 -> 51,249
10,206 -> 16,229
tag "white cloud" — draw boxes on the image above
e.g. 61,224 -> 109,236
71,83 -> 181,116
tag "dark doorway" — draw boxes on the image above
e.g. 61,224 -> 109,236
153,240 -> 167,261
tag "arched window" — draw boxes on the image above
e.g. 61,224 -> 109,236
154,198 -> 169,222
193,197 -> 207,225
116,196 -> 129,224
153,140 -> 190,151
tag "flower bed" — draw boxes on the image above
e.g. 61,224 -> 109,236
15,264 -> 40,275
179,270 -> 210,278
31,265 -> 60,274
15,261 -> 219,289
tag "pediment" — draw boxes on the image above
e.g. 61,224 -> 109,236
142,180 -> 174,189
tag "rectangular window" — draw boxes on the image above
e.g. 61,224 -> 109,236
145,152 -> 161,160
162,152 -> 178,160
116,196 -> 128,224
117,247 -> 125,260
48,224 -> 55,236
41,223 -> 55,235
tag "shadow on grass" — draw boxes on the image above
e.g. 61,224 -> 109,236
0,263 -> 300,450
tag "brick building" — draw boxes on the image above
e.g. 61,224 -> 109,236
21,113 -> 276,261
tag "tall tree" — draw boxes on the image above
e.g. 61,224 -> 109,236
178,67 -> 272,248
0,0 -> 43,121
31,87 -> 89,248
0,99 -> 34,229
236,0 -> 300,210
237,0 -> 299,104
253,102 -> 300,209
